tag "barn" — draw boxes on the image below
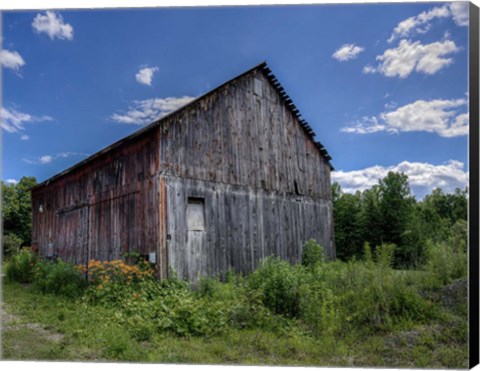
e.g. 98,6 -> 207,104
31,62 -> 335,281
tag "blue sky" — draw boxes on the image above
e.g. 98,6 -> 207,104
1,2 -> 470,198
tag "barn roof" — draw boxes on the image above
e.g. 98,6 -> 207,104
33,62 -> 333,190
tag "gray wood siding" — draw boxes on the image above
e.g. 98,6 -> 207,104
166,176 -> 333,279
157,70 -> 332,200
159,69 -> 334,278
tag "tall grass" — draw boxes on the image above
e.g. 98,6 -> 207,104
4,248 -> 37,283
422,239 -> 467,288
3,238 -> 467,341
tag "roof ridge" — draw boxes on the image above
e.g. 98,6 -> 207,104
259,64 -> 333,170
33,61 -> 332,189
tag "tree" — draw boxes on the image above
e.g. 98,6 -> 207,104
418,188 -> 450,243
378,172 -> 413,239
448,187 -> 468,223
332,183 -> 364,260
377,172 -> 419,267
2,177 -> 37,250
359,185 -> 383,249
331,172 -> 467,268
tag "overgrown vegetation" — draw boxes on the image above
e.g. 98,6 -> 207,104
1,171 -> 468,367
3,235 -> 467,367
4,248 -> 38,284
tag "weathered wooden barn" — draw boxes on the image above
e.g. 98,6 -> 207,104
31,62 -> 335,280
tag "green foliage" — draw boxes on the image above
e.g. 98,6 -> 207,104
2,177 -> 37,247
2,238 -> 467,359
332,184 -> 364,260
333,175 -> 418,265
5,249 -> 38,283
422,188 -> 467,226
399,207 -> 426,268
122,250 -> 142,264
423,240 -> 467,288
301,239 -> 325,267
359,185 -> 383,249
3,278 -> 467,367
5,250 -> 85,297
333,172 -> 468,269
297,255 -> 435,337
363,242 -> 373,263
34,260 -> 86,298
378,172 -> 418,267
2,233 -> 23,257
2,238 -> 468,367
375,243 -> 396,268
101,279 -> 233,338
247,257 -> 305,318
449,219 -> 468,253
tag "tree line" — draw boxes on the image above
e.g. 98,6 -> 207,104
332,171 -> 468,268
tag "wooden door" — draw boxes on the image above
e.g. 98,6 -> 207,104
185,197 -> 207,281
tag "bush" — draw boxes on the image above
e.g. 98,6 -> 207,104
81,259 -> 156,305
298,253 -> 434,337
302,239 -> 325,267
247,257 -> 304,318
83,259 -> 154,285
298,273 -> 340,336
375,243 -> 396,268
423,240 -> 467,288
34,259 -> 86,298
2,233 -> 23,257
111,279 -> 230,338
336,261 -> 433,332
5,249 -> 37,283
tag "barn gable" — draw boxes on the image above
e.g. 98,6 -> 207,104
32,62 -> 332,191
31,62 -> 335,281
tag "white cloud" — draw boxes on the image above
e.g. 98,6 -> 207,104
382,98 -> 468,137
23,152 -> 89,165
332,160 -> 468,198
0,49 -> 25,71
450,2 -> 469,26
342,97 -> 468,137
111,96 -> 195,125
364,39 -> 459,78
32,11 -> 73,40
135,66 -> 159,86
387,4 -> 450,43
1,107 -> 53,134
387,3 -> 468,43
332,44 -> 365,61
362,65 -> 376,74
20,134 -> 30,140
384,101 -> 397,110
5,179 -> 19,185
342,116 -> 389,135
39,155 -> 53,164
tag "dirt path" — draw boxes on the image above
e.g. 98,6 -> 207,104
1,302 -> 66,360
2,303 -> 64,342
